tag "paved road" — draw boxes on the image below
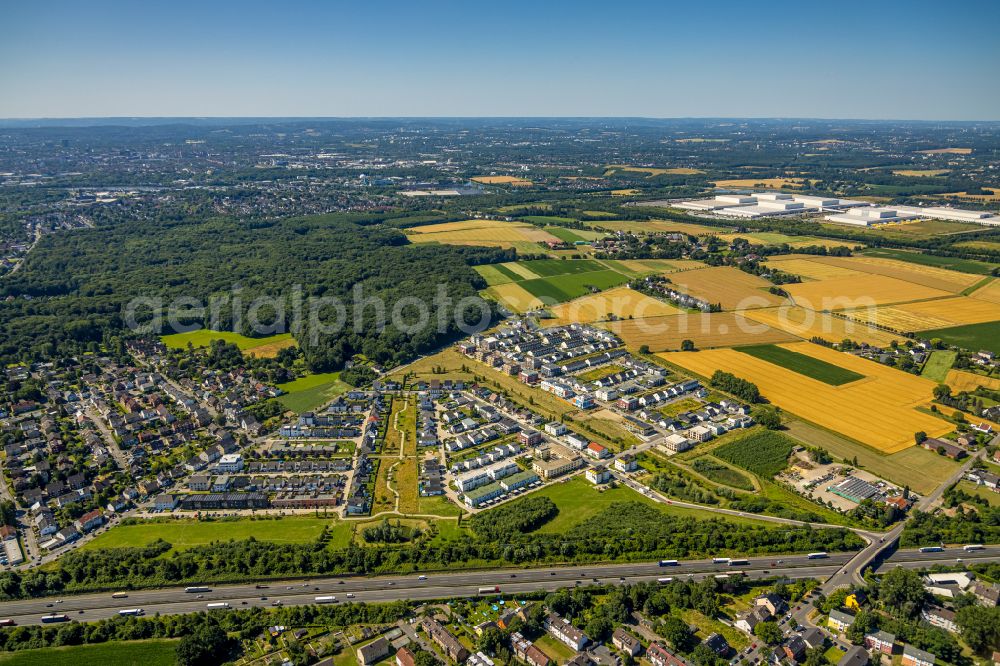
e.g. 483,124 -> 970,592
3,547 -> 997,627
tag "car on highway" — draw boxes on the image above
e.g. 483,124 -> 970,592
197,595 -> 204,599
346,593 -> 355,598
271,600 -> 283,607
418,575 -> 427,581
260,596 -> 267,600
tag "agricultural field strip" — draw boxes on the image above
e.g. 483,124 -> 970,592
663,342 -> 953,452
734,344 -> 865,386
607,312 -> 798,352
741,306 -> 903,347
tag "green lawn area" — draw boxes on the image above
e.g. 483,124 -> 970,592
518,258 -> 607,277
530,477 -> 771,534
518,269 -> 630,303
735,344 -> 865,386
824,646 -> 845,663
534,633 -> 579,663
957,480 -> 1000,507
860,247 -> 997,275
277,372 -> 350,413
576,364 -> 626,382
0,640 -> 178,666
784,419 -> 959,495
82,517 -> 331,552
922,320 -> 1000,355
161,329 -> 295,351
679,609 -> 749,650
921,350 -> 958,382
417,494 -> 465,517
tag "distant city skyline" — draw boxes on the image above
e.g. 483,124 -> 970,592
2,0 -> 999,121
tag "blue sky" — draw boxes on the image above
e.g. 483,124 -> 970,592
2,0 -> 998,120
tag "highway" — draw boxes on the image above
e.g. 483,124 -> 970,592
3,546 -> 998,627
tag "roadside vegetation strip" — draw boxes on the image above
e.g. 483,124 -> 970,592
920,350 -> 958,382
734,344 -> 865,386
664,343 -> 953,453
922,320 -> 1000,355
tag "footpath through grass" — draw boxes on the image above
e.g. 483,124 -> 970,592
736,344 -> 865,386
0,639 -> 178,666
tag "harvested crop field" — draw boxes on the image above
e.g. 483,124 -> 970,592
735,344 -> 865,386
742,306 -> 903,346
663,342 -> 952,452
810,256 -> 982,293
548,286 -> 681,324
406,219 -> 560,249
716,233 -> 855,251
784,274 -> 950,310
945,369 -> 1000,393
971,279 -> 1000,305
840,296 -> 1000,332
672,266 -> 786,310
917,147 -> 972,154
604,165 -> 704,176
763,257 -> 865,281
606,312 -> 797,352
471,175 -> 533,186
892,169 -> 950,177
484,282 -> 542,313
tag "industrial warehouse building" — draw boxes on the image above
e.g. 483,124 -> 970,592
675,191 -> 999,226
675,192 -> 866,218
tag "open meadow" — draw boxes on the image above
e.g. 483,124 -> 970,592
663,342 -> 953,452
161,330 -> 297,358
277,371 -> 349,413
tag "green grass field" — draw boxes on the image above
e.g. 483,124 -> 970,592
81,517 -> 330,552
474,264 -> 517,286
860,247 -> 996,275
921,350 -> 958,382
529,477 -> 770,534
521,215 -> 578,225
736,344 -> 865,385
161,329 -> 294,351
922,320 -> 1000,355
518,269 -> 629,303
0,640 -> 178,666
543,226 -> 590,243
518,258 -> 607,277
277,372 -> 349,412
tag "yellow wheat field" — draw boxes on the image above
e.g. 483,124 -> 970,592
605,165 -> 705,176
671,266 -> 787,310
784,274 -> 950,310
606,312 -> 797,352
713,178 -> 809,189
945,369 -> 1000,393
743,306 -> 904,347
810,256 -> 981,293
841,297 -> 1000,332
485,283 -> 544,313
407,221 -> 561,248
548,286 -> 682,324
970,279 -> 1000,305
917,147 -> 972,155
503,262 -> 543,280
471,175 -> 533,186
408,219 -> 514,234
611,189 -> 641,196
893,169 -> 950,177
663,343 -> 953,452
761,258 -> 865,281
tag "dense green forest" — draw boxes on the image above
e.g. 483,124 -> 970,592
0,211 -> 512,370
